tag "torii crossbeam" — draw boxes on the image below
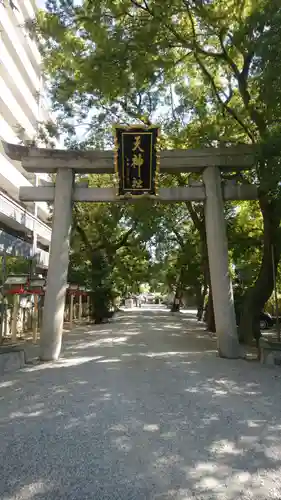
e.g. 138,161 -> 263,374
3,141 -> 257,362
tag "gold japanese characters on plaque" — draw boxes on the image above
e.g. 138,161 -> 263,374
114,125 -> 160,197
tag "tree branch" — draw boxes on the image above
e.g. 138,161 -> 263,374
177,174 -> 204,232
112,227 -> 135,252
118,99 -> 152,125
218,30 -> 240,78
195,53 -> 255,142
172,228 -> 185,248
130,0 -> 152,15
185,201 -> 204,233
111,219 -> 140,252
72,206 -> 91,249
217,30 -> 266,137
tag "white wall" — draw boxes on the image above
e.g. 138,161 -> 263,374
0,0 -> 54,249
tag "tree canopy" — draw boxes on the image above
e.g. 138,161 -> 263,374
31,0 -> 281,340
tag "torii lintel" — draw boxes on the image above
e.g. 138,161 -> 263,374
2,141 -> 256,174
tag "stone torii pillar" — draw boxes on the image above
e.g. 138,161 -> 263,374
40,168 -> 74,361
2,140 -> 255,361
203,166 -> 240,358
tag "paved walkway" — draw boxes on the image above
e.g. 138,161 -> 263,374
0,307 -> 281,500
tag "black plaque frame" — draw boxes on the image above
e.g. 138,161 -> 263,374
114,125 -> 160,198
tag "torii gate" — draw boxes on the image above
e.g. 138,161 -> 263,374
3,142 -> 256,361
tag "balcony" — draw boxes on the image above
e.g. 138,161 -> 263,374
0,229 -> 32,258
0,39 -> 39,128
0,190 -> 51,246
36,247 -> 49,268
0,0 -> 41,76
0,78 -> 36,140
0,229 -> 49,268
0,141 -> 50,221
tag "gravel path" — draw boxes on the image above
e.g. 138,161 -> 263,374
0,306 -> 281,500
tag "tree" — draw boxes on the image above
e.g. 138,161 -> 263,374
68,172 -> 139,322
35,0 -> 281,343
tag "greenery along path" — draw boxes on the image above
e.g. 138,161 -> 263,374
36,0 -> 281,343
0,306 -> 281,500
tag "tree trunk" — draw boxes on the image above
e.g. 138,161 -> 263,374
90,250 -> 113,323
199,227 -> 216,331
171,284 -> 181,312
238,195 -> 281,345
196,277 -> 207,321
206,288 -> 216,333
185,201 -> 214,325
171,265 -> 185,313
196,288 -> 204,320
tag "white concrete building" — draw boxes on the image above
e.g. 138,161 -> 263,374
0,0 -> 52,270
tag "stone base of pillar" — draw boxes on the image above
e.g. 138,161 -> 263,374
217,336 -> 241,359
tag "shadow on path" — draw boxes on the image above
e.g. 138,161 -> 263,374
0,307 -> 281,499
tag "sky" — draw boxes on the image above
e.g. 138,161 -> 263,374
36,0 -> 46,7
34,0 -> 174,147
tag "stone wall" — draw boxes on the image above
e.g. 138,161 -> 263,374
260,339 -> 281,366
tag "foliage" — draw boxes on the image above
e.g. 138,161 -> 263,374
69,174 -> 139,321
0,256 -> 30,284
34,0 -> 281,341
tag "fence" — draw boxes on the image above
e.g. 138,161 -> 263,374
0,295 -> 90,345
